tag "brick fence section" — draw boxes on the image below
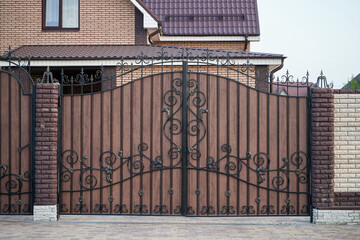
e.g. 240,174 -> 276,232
34,84 -> 59,206
311,88 -> 335,209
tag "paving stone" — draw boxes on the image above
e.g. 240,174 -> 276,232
1,215 -> 360,239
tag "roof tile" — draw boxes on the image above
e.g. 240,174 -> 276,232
7,45 -> 283,60
141,0 -> 260,36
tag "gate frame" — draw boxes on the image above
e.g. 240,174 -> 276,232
0,57 -> 35,215
56,55 -> 312,217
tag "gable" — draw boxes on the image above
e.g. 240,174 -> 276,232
130,0 -> 159,29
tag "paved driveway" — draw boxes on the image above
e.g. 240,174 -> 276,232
0,215 -> 359,239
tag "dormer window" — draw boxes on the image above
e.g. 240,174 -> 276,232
43,0 -> 79,30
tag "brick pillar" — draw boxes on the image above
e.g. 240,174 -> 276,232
33,84 -> 59,221
311,88 -> 335,209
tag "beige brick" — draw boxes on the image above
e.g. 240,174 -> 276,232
339,127 -> 356,131
347,94 -> 360,99
334,94 -> 350,99
338,99 -> 356,104
348,178 -> 360,182
340,118 -> 356,122
334,122 -> 348,127
348,150 -> 360,155
339,108 -> 356,113
339,136 -> 356,141
334,169 -> 348,173
335,149 -> 350,154
340,174 -> 356,178
348,112 -> 360,118
334,178 -> 348,183
335,160 -> 349,164
347,122 -> 360,127
334,113 -> 348,117
348,168 -> 360,173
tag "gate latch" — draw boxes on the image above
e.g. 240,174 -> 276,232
18,143 -> 31,152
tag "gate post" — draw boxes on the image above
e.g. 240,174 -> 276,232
311,88 -> 335,222
181,61 -> 189,216
33,83 -> 60,221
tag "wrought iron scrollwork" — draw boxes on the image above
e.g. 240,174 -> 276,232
260,205 -> 275,215
301,205 -> 309,215
94,204 -> 108,213
240,206 -> 255,215
221,206 -> 235,215
154,205 -> 168,214
187,206 -> 195,215
60,67 -> 102,85
186,76 -> 208,168
161,75 -> 184,167
0,164 -> 31,194
201,145 -> 309,193
114,204 -> 128,213
60,143 -> 172,192
74,196 -> 88,213
134,204 -> 148,214
174,206 -> 181,214
200,206 -> 215,215
280,198 -> 295,214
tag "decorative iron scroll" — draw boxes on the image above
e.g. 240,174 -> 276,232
60,142 -> 183,192
198,144 -> 309,193
0,164 -> 32,214
0,164 -> 32,194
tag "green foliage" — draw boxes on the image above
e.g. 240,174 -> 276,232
344,75 -> 360,89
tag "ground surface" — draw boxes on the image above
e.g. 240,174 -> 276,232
0,215 -> 359,239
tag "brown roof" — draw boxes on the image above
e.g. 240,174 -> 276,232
272,82 -> 315,97
8,45 -> 283,60
141,0 -> 260,36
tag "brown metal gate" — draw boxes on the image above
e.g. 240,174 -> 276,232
59,58 -> 310,216
0,60 -> 34,214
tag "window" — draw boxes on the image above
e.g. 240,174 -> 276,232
43,0 -> 79,30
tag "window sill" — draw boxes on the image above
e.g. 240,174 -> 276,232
42,28 -> 80,32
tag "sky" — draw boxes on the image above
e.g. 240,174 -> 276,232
252,0 -> 360,88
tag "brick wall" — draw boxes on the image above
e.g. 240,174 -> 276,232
34,84 -> 59,205
334,92 -> 360,193
154,41 -> 249,51
0,0 -> 135,53
311,88 -> 335,209
335,192 -> 360,207
332,90 -> 360,207
114,65 -> 256,88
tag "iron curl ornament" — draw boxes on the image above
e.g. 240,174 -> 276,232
199,144 -> 309,193
59,142 -> 175,192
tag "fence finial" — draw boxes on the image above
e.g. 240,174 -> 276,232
37,66 -> 58,84
315,70 -> 333,88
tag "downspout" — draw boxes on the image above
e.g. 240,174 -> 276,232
148,22 -> 162,44
269,58 -> 284,93
243,35 -> 249,51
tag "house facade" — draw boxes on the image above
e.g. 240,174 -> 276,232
0,0 -> 284,90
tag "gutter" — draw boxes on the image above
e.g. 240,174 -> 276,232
243,35 -> 249,51
148,22 -> 162,44
269,58 -> 285,93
